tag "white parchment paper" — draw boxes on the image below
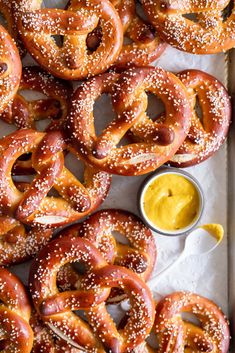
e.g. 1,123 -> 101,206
1,1 -> 229,316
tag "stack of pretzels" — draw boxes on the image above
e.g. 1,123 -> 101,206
0,0 -> 232,351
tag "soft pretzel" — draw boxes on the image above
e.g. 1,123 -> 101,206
0,24 -> 21,115
29,236 -> 155,352
68,67 -> 191,176
154,291 -> 230,353
0,0 -> 26,57
87,0 -> 166,68
169,70 -> 231,167
142,0 -> 235,54
1,66 -> 72,131
0,214 -> 52,266
13,0 -> 123,80
0,129 -> 111,226
0,268 -> 33,352
57,209 -> 156,302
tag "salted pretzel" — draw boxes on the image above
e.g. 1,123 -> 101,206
0,129 -> 111,226
0,0 -> 26,57
0,24 -> 21,115
68,67 -> 191,176
169,70 -> 231,167
13,0 -> 123,80
1,66 -> 72,131
58,209 -> 156,302
0,214 -> 52,266
0,268 -> 33,352
142,0 -> 235,54
153,291 -> 230,353
29,236 -> 155,352
87,0 -> 166,68
31,312 -> 83,352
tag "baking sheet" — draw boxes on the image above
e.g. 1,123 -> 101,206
0,0 -> 230,323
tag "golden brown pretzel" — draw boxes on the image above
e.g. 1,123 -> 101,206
1,66 -> 72,131
153,291 -> 230,353
0,129 -> 111,226
0,268 -> 33,352
0,0 -> 26,57
13,0 -> 123,80
0,214 -> 52,266
169,70 -> 231,167
68,67 -> 191,176
0,24 -> 21,114
142,0 -> 235,54
58,209 -> 156,302
29,236 -> 155,352
87,0 -> 166,68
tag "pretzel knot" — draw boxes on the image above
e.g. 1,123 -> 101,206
142,0 -> 235,54
169,70 -> 231,167
13,0 -> 123,80
0,268 -> 33,352
154,292 -> 230,353
87,0 -> 166,68
58,209 -> 156,302
29,236 -> 155,352
68,67 -> 191,176
0,129 -> 111,226
0,24 -> 21,115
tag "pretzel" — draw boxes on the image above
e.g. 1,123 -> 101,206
29,236 -> 155,352
87,0 -> 166,68
31,312 -> 83,353
154,291 -> 230,353
0,129 -> 111,226
13,0 -> 123,80
68,67 -> 191,176
0,268 -> 33,352
0,24 -> 21,115
58,209 -> 156,302
169,70 -> 231,167
1,66 -> 72,131
0,214 -> 52,266
0,0 -> 26,57
142,0 -> 235,54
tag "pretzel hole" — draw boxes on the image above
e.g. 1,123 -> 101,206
182,13 -> 199,22
0,13 -> 8,28
86,25 -> 103,53
111,231 -> 131,246
181,312 -> 201,327
52,35 -> 64,48
147,94 -> 165,120
94,94 -> 116,135
42,0 -> 68,9
64,153 -> 84,181
222,0 -> 234,20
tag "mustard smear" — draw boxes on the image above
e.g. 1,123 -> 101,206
200,224 -> 224,243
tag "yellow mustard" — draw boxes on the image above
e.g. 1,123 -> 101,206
143,174 -> 200,231
201,224 -> 224,243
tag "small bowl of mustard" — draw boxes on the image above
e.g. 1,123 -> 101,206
138,167 -> 204,236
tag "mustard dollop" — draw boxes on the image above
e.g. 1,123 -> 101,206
143,174 -> 200,231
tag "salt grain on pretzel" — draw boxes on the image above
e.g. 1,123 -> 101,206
0,214 -> 52,266
0,268 -> 33,352
29,236 -> 155,352
142,0 -> 235,54
0,129 -> 111,226
169,70 -> 231,167
68,67 -> 192,176
0,23 -> 21,115
154,291 -> 230,353
57,209 -> 156,303
13,0 -> 123,80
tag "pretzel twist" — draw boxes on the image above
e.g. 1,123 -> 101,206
13,0 -> 123,80
0,24 -> 21,115
0,214 -> 52,266
0,129 -> 111,226
29,236 -> 155,352
68,67 -> 191,176
0,268 -> 33,352
0,0 -> 26,57
58,209 -> 156,302
87,0 -> 166,68
169,70 -> 231,167
154,292 -> 230,353
142,0 -> 235,54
